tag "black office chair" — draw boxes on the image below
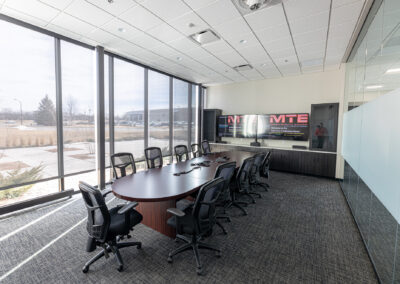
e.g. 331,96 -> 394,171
260,151 -> 272,190
111,152 -> 136,179
79,182 -> 142,273
236,157 -> 258,204
201,140 -> 211,155
166,177 -> 225,275
174,145 -> 189,162
191,143 -> 201,158
249,153 -> 267,195
214,162 -> 237,234
144,147 -> 163,169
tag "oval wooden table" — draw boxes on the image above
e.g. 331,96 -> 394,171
112,151 -> 255,238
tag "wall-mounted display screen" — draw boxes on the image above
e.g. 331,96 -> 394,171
218,113 -> 309,141
217,115 -> 257,138
258,113 -> 309,141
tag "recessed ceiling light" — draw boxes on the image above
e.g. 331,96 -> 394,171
118,27 -> 126,33
188,23 -> 195,28
107,0 -> 113,3
260,63 -> 267,67
284,59 -> 288,63
365,85 -> 383,90
240,39 -> 247,44
177,56 -> 182,61
386,68 -> 400,74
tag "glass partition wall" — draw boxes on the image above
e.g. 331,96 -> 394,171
0,18 -> 201,209
342,0 -> 400,283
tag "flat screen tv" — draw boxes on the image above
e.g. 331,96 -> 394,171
257,113 -> 309,141
218,113 -> 309,141
217,115 -> 257,138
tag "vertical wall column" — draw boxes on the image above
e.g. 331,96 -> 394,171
144,69 -> 149,150
198,86 -> 204,143
187,84 -> 193,148
95,46 -> 105,190
54,38 -> 64,191
169,77 -> 173,157
108,56 -> 115,159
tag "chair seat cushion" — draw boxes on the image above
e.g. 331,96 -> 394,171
108,207 -> 143,238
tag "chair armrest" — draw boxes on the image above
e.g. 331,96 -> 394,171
117,201 -> 138,214
102,188 -> 113,197
167,208 -> 185,217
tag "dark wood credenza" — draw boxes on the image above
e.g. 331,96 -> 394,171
210,143 -> 337,179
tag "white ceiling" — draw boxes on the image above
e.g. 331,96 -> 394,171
0,0 -> 366,85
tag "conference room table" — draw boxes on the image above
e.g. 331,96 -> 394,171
112,150 -> 255,238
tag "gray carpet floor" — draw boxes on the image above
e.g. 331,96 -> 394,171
0,171 -> 378,283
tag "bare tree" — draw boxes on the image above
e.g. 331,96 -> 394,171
65,96 -> 76,126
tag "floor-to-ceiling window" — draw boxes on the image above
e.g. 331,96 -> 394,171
173,78 -> 189,150
148,70 -> 170,156
0,20 -> 58,206
0,17 -> 201,210
113,58 -> 145,163
60,40 -> 96,188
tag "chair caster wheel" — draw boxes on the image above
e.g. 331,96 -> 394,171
215,251 -> 222,258
117,265 -> 124,272
167,256 -> 173,263
82,266 -> 89,273
196,267 -> 203,275
137,244 -> 142,249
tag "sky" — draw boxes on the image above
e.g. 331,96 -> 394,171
0,19 -> 191,118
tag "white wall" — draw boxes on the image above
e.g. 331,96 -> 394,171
206,68 -> 346,178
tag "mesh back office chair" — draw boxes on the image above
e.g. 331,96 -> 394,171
144,147 -> 163,169
111,153 -> 136,179
249,153 -> 267,195
260,152 -> 272,189
201,140 -> 211,155
191,143 -> 201,158
236,157 -> 259,204
79,182 -> 142,273
174,145 -> 189,162
166,177 -> 225,275
214,162 -> 237,234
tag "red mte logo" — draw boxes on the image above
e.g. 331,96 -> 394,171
227,115 -> 242,124
269,114 -> 308,124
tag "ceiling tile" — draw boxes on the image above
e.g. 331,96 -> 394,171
46,23 -> 81,40
216,50 -> 247,67
268,48 -> 296,59
87,29 -> 122,46
183,0 -> 217,11
130,33 -> 162,49
284,0 -> 330,20
262,36 -> 293,52
196,0 -> 241,27
244,4 -> 286,31
168,36 -> 200,51
288,11 -> 329,35
203,40 -> 232,54
213,17 -> 252,39
0,6 -> 48,27
256,24 -> 290,44
332,0 -> 363,9
292,28 -> 327,46
182,46 -> 212,59
4,0 -> 59,22
102,18 -> 144,41
51,12 -> 96,35
147,23 -> 183,43
330,0 -> 364,26
141,0 -> 191,22
38,0 -> 74,10
225,33 -> 259,50
295,41 -> 326,54
168,11 -> 209,36
65,0 -> 114,26
329,19 -> 357,39
86,0 -> 137,16
119,4 -> 163,31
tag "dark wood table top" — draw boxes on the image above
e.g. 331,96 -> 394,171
112,151 -> 254,202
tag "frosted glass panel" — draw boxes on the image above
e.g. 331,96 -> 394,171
342,89 -> 400,222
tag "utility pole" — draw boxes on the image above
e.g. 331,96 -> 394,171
13,98 -> 22,126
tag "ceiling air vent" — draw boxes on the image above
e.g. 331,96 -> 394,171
232,0 -> 283,15
234,64 -> 253,71
190,29 -> 220,45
